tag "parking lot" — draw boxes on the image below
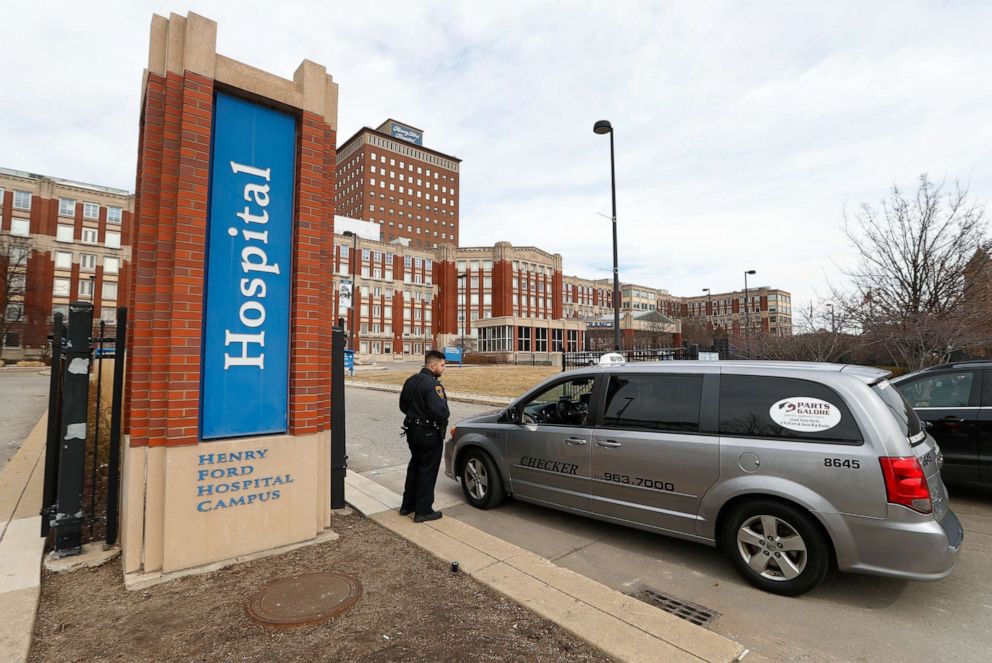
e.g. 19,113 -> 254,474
347,384 -> 992,662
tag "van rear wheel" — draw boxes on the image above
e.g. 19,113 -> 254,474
721,500 -> 829,596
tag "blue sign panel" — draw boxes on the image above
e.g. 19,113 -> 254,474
201,92 -> 296,439
390,122 -> 423,146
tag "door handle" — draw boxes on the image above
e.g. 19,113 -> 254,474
565,437 -> 588,446
596,440 -> 622,448
942,415 -> 966,423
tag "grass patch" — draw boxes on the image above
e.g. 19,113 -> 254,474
349,365 -> 560,398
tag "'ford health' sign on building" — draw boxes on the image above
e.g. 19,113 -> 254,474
201,92 -> 295,439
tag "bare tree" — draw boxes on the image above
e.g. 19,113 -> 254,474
680,316 -> 715,348
838,175 -> 990,371
731,300 -> 861,363
0,234 -> 33,362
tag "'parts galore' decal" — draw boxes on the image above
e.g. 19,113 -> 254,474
770,397 -> 841,432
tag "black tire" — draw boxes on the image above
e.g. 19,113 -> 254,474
459,449 -> 506,509
720,499 -> 829,596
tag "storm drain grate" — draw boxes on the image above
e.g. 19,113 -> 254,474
630,589 -> 718,628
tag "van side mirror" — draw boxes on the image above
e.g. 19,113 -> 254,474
502,405 -> 521,424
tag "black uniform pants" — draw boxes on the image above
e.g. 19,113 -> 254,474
401,425 -> 444,515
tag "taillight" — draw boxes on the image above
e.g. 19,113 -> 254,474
879,457 -> 932,514
450,426 -> 457,439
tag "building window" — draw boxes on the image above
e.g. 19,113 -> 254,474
107,206 -> 123,224
4,303 -> 24,323
13,191 -> 32,210
10,218 -> 30,236
79,279 -> 94,297
81,228 -> 98,244
56,224 -> 74,243
53,278 -> 71,297
517,326 -> 532,352
103,282 -> 119,300
55,251 -> 72,269
59,198 -> 76,216
104,256 -> 120,274
100,308 -> 117,324
105,231 -> 121,248
83,202 -> 100,219
80,253 -> 97,271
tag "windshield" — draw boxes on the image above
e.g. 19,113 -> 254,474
873,380 -> 924,443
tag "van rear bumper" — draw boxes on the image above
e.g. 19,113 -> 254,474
823,507 -> 963,581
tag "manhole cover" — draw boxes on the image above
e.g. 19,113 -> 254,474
246,572 -> 362,629
631,589 -> 718,627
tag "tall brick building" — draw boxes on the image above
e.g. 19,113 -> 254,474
0,167 -> 133,360
335,120 -> 460,250
680,287 -> 793,336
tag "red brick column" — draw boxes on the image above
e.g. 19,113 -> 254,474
126,70 -> 214,447
433,258 -> 457,335
288,112 -> 336,435
491,259 -> 513,317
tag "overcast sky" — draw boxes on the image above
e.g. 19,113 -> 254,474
2,1 -> 990,310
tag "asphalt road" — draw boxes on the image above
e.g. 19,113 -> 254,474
346,384 -> 992,662
0,368 -> 50,472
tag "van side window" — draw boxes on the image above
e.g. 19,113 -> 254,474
602,374 -> 703,433
521,377 -> 595,426
719,376 -> 863,443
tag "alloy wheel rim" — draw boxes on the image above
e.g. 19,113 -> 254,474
736,515 -> 808,582
465,459 -> 488,500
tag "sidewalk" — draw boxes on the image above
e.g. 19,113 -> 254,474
0,413 -> 47,663
346,471 -> 751,663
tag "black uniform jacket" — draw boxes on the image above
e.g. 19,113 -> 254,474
399,368 -> 450,428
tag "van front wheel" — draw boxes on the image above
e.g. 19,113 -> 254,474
459,449 -> 505,509
721,500 -> 829,596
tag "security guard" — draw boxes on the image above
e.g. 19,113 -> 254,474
399,350 -> 450,522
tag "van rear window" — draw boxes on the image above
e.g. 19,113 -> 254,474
872,380 -> 923,442
719,375 -> 863,443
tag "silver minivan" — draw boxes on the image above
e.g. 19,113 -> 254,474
443,361 -> 963,595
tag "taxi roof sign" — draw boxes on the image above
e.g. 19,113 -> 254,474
598,352 -> 626,366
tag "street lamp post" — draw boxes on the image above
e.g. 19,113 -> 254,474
594,120 -> 621,351
702,287 -> 712,330
743,270 -> 756,336
343,231 -> 359,350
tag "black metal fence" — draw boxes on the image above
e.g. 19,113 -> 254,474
562,347 -> 692,371
41,302 -> 127,556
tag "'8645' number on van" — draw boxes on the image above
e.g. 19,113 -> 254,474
824,458 -> 860,469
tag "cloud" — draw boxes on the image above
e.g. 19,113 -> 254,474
1,1 -> 989,310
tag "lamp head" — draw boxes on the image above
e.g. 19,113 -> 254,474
745,270 -> 756,275
593,120 -> 613,135
702,288 -> 710,293
342,231 -> 355,238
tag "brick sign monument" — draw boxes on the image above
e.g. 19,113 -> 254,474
120,12 -> 339,582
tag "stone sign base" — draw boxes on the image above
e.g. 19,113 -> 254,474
121,432 -> 333,580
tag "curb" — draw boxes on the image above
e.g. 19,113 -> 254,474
0,413 -> 48,663
346,380 -> 511,407
345,472 -> 749,663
